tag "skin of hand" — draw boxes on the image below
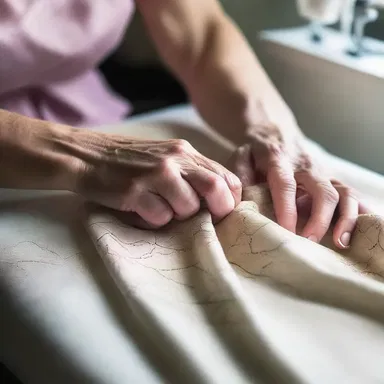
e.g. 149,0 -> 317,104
0,0 -> 371,242
74,135 -> 242,227
137,0 -> 370,248
0,110 -> 241,228
227,103 -> 371,249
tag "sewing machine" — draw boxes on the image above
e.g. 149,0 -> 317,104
259,0 -> 384,174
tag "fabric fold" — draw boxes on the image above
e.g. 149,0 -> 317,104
86,184 -> 384,383
84,113 -> 384,383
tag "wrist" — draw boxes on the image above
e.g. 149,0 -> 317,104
50,126 -> 119,194
61,129 -> 135,195
0,110 -> 83,190
244,98 -> 303,143
49,124 -> 87,192
27,123 -> 83,192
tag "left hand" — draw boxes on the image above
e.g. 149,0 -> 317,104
229,121 -> 371,249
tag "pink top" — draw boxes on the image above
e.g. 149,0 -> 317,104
0,0 -> 135,127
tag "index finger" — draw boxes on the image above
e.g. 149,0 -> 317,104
267,159 -> 298,233
201,158 -> 243,207
296,172 -> 339,242
182,168 -> 237,221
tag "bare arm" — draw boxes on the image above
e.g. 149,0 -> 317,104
137,0 -> 370,249
0,109 -> 241,227
0,109 -> 79,190
136,0 -> 299,145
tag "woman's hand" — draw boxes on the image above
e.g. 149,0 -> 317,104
0,110 -> 241,228
134,0 -> 371,244
75,135 -> 242,228
230,122 -> 370,249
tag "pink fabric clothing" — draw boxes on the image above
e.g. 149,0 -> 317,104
0,0 -> 135,127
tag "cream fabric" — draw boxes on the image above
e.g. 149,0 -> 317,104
1,106 -> 383,383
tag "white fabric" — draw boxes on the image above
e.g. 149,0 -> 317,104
1,105 -> 383,384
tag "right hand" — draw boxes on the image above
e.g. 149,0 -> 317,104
74,135 -> 242,228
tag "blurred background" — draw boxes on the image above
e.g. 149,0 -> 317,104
100,0 -> 384,115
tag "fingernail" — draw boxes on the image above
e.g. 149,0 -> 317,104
308,235 -> 318,243
339,232 -> 351,248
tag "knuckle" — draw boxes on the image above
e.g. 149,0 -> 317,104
278,177 -> 296,194
318,183 -> 339,204
340,186 -> 359,201
236,144 -> 251,158
204,174 -> 226,195
268,168 -> 296,193
269,159 -> 291,176
294,169 -> 312,182
297,153 -> 313,171
172,139 -> 192,154
267,158 -> 284,173
237,145 -> 247,155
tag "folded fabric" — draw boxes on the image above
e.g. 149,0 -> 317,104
86,183 -> 384,384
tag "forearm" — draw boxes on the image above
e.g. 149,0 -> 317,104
182,16 -> 301,145
138,0 -> 301,145
0,110 -> 79,190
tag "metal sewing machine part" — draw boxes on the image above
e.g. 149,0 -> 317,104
347,0 -> 384,56
296,0 -> 345,41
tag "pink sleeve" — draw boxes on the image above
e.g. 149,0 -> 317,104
0,0 -> 134,94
